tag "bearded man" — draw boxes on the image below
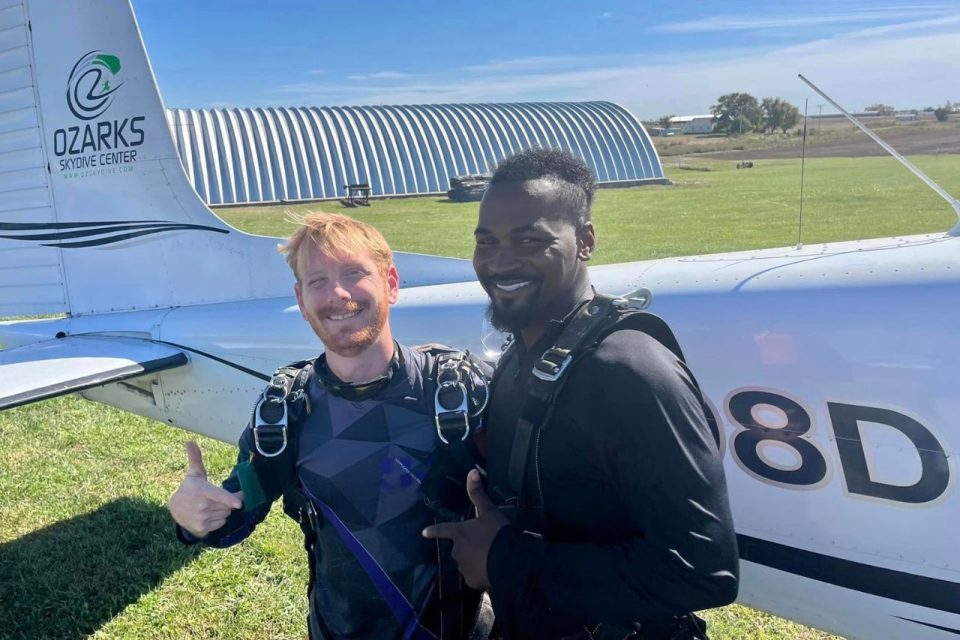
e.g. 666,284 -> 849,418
170,212 -> 490,640
425,149 -> 738,639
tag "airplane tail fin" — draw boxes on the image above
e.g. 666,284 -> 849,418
0,0 -> 291,318
0,0 -> 476,319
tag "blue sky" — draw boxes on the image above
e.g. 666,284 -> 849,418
135,1 -> 960,119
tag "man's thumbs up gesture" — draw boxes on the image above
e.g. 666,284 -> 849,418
422,469 -> 509,589
169,441 -> 244,538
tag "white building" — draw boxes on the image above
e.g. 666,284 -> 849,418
669,114 -> 716,134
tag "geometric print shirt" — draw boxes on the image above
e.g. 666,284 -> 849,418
197,344 -> 475,640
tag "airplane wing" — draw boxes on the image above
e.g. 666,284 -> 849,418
0,336 -> 188,410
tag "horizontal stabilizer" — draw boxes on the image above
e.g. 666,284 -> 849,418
0,336 -> 187,410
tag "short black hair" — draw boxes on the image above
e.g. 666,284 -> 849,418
489,147 -> 596,226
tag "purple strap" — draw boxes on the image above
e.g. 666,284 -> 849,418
302,486 -> 439,640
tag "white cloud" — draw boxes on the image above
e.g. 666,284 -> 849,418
601,12 -> 613,19
655,8 -> 951,33
275,16 -> 960,119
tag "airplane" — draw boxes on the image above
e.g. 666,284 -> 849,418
1,1 -> 958,638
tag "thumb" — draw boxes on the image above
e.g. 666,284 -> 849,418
184,441 -> 207,479
466,469 -> 496,516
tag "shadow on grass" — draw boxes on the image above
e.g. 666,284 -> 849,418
0,497 -> 198,639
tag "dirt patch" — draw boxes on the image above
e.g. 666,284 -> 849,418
705,125 -> 960,160
655,117 -> 960,161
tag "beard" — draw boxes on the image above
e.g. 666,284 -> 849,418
311,298 -> 389,357
484,285 -> 541,334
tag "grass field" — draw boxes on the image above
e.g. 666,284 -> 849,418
2,155 -> 958,639
219,155 -> 958,261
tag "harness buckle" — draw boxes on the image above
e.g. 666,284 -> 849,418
253,393 -> 289,457
435,379 -> 470,444
532,347 -> 572,382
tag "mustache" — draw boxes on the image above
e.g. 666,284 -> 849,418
320,300 -> 363,316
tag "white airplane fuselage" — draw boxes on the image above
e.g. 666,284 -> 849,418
6,231 -> 958,640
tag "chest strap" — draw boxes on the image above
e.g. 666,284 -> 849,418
505,295 -> 624,519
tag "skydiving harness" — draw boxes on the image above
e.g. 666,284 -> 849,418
240,345 -> 488,506
491,290 -> 676,532
491,291 -> 710,640
235,344 -> 490,537
232,346 -> 492,637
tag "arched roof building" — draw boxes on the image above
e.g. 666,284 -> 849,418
166,101 -> 665,206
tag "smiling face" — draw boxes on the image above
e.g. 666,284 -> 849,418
473,178 -> 595,338
294,243 -> 399,357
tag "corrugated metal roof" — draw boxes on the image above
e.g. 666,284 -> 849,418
166,101 -> 664,205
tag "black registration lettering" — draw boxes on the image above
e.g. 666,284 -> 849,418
729,390 -> 827,487
828,403 -> 950,504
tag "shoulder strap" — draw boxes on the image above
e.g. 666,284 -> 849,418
252,361 -> 313,457
237,360 -> 313,510
415,345 -> 491,518
505,295 -> 622,512
505,294 -> 690,530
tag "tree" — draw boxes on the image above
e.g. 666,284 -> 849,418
711,93 -> 761,135
657,114 -> 676,129
761,97 -> 801,133
934,106 -> 950,122
865,103 -> 895,115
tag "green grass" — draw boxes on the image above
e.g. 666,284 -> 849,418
4,154 -> 958,638
217,155 -> 957,263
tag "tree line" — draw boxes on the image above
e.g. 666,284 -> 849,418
656,94 -> 801,136
658,95 -> 954,137
711,93 -> 801,135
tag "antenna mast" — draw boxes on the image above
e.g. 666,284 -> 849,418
798,74 -> 960,235
797,98 -> 808,249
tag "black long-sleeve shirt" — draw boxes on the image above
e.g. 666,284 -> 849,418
484,318 -> 739,639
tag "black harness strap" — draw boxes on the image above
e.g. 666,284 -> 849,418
502,293 -> 690,531
419,346 -> 491,520
247,361 -> 313,502
434,350 -> 488,469
506,296 -> 615,499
